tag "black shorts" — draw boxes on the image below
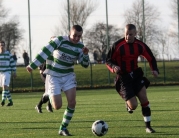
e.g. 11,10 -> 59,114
115,68 -> 150,101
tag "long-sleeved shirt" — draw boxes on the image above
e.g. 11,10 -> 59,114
106,37 -> 159,74
0,51 -> 16,73
29,36 -> 90,77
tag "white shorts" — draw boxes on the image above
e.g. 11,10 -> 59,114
0,72 -> 11,87
45,73 -> 77,96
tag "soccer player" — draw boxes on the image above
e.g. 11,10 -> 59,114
35,62 -> 53,113
0,40 -> 16,106
26,25 -> 89,136
106,24 -> 159,133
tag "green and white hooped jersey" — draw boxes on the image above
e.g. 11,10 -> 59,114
30,36 -> 90,77
0,51 -> 16,73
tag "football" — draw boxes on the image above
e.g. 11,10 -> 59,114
92,120 -> 108,136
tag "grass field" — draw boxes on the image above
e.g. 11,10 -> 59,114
0,86 -> 179,138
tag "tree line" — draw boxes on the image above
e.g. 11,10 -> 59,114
0,0 -> 177,61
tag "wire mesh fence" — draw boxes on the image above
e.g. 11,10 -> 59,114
8,60 -> 179,92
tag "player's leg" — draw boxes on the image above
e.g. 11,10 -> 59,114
0,73 -> 6,106
4,85 -> 13,106
45,74 -> 63,109
46,100 -> 53,112
137,86 -> 155,133
59,73 -> 77,136
2,72 -> 13,106
42,78 -> 53,112
118,83 -> 138,113
35,96 -> 45,113
115,74 -> 138,113
126,96 -> 138,113
50,94 -> 62,109
1,86 -> 7,106
59,87 -> 76,136
35,93 -> 51,113
44,94 -> 53,112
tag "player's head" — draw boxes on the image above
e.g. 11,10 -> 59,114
69,25 -> 83,44
125,24 -> 137,43
0,40 -> 5,52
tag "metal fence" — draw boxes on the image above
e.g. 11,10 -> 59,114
9,60 -> 179,92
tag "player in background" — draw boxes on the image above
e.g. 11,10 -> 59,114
0,40 -> 16,106
35,36 -> 56,113
26,25 -> 90,136
35,62 -> 53,113
106,24 -> 159,133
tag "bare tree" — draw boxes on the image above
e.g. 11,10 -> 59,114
170,0 -> 178,43
84,22 -> 122,62
0,0 -> 8,23
170,0 -> 177,19
123,0 -> 160,55
156,29 -> 169,60
0,20 -> 23,51
0,1 -> 23,52
54,0 -> 98,35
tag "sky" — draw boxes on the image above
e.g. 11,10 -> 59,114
2,0 -> 172,64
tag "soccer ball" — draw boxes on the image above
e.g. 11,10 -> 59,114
92,120 -> 108,136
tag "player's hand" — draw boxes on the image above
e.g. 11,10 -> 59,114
26,66 -> 33,73
152,71 -> 158,77
113,66 -> 120,74
82,47 -> 89,55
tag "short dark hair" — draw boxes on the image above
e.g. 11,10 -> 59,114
125,24 -> 136,30
72,25 -> 83,32
0,40 -> 5,45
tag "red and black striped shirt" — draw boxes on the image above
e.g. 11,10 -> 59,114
106,37 -> 159,74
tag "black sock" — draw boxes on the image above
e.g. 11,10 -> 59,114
48,101 -> 52,107
42,95 -> 49,103
142,104 -> 151,128
37,97 -> 44,107
145,121 -> 151,128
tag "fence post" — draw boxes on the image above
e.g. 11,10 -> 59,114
163,59 -> 166,83
90,63 -> 93,88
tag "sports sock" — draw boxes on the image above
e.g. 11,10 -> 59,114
37,97 -> 43,107
141,101 -> 151,128
59,107 -> 75,130
6,91 -> 13,103
42,95 -> 49,103
47,101 -> 52,108
37,95 -> 49,107
2,90 -> 7,102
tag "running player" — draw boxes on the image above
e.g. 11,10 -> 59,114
26,25 -> 89,136
106,24 -> 159,133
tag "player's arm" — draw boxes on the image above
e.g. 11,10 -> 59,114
78,46 -> 90,68
106,43 -> 120,74
141,44 -> 159,77
10,53 -> 17,78
27,39 -> 58,72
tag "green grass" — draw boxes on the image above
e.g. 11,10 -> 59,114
0,86 -> 179,137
